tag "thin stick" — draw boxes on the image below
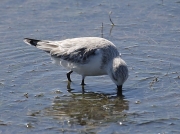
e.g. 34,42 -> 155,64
109,11 -> 115,26
110,25 -> 114,36
101,22 -> 103,38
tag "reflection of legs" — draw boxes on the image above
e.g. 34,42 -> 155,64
67,81 -> 71,90
67,80 -> 85,94
67,81 -> 74,92
81,76 -> 85,94
82,85 -> 85,94
67,71 -> 73,82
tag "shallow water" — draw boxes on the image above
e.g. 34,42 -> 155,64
0,0 -> 180,133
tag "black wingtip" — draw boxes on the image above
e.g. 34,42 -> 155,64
23,38 -> 41,46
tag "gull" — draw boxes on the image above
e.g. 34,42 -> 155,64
23,37 -> 128,95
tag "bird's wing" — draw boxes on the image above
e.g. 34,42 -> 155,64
52,47 -> 98,64
24,38 -> 99,64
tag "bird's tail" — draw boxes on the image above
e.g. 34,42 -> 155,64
23,38 -> 42,47
23,38 -> 58,53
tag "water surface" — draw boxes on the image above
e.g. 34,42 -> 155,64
0,0 -> 180,133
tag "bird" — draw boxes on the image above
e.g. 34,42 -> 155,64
23,37 -> 128,95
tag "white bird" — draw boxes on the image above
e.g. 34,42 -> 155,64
23,37 -> 128,95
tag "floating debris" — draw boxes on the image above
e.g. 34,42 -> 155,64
35,93 -> 44,97
26,123 -> 33,128
119,122 -> 123,125
135,100 -> 141,104
149,77 -> 159,87
24,93 -> 28,98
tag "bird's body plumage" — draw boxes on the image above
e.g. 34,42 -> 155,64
24,37 -> 128,95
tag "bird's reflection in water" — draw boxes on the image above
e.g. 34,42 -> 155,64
67,81 -> 86,95
44,82 -> 129,126
67,81 -> 125,97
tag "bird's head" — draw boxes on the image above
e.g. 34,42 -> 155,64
107,57 -> 128,94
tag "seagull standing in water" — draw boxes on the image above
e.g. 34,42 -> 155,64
24,37 -> 128,95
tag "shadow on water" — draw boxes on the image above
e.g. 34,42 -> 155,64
43,82 -> 129,126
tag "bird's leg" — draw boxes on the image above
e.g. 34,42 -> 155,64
67,71 -> 73,82
81,76 -> 86,85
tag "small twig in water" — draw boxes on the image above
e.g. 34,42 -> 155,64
101,22 -> 104,38
24,93 -> 28,98
109,25 -> 114,36
109,11 -> 115,26
149,77 -> 159,88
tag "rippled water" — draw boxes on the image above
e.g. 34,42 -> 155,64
0,0 -> 180,133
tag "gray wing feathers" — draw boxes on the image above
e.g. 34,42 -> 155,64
24,38 -> 97,64
36,43 -> 58,52
57,48 -> 97,63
